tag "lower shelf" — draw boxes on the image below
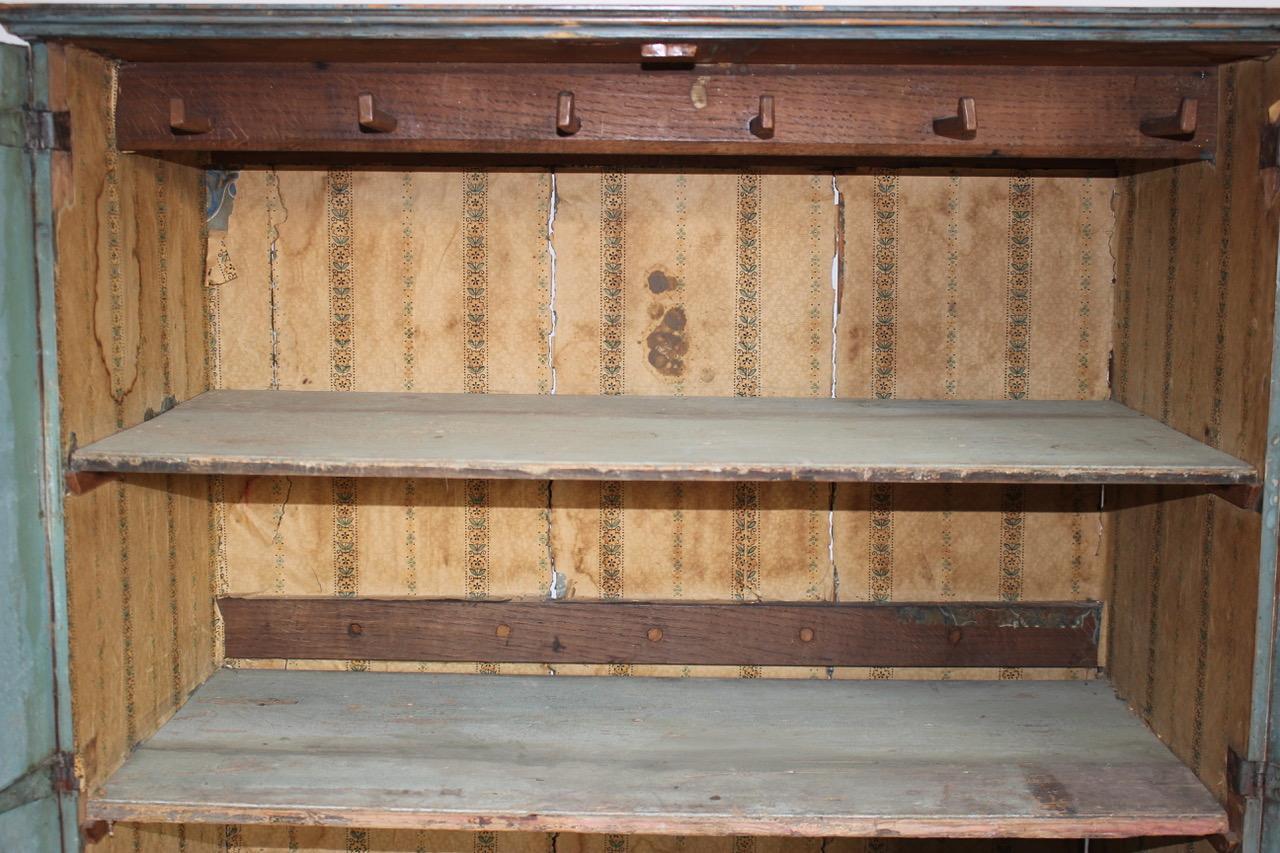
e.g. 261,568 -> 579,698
89,669 -> 1227,839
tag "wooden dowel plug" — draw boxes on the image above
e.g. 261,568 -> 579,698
556,91 -> 581,136
1140,97 -> 1198,139
168,97 -> 211,135
749,95 -> 775,139
640,43 -> 697,64
933,97 -> 978,140
357,93 -> 397,133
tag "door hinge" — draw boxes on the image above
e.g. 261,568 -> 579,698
24,108 -> 70,152
1228,746 -> 1280,801
0,751 -> 76,816
0,107 -> 70,151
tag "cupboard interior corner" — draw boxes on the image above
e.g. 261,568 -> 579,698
38,35 -> 1280,853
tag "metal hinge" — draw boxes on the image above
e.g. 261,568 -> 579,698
1228,747 -> 1280,801
0,752 -> 76,816
24,108 -> 70,151
0,107 -> 70,151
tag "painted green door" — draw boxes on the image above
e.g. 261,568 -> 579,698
0,40 -> 73,853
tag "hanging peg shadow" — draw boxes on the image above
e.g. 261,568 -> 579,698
749,95 -> 775,139
1140,97 -> 1198,140
168,97 -> 211,135
557,91 -> 581,136
357,93 -> 397,133
933,97 -> 978,140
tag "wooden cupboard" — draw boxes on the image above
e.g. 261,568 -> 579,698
3,5 -> 1280,853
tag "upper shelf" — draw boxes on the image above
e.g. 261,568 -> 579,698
69,390 -> 1257,485
115,62 -> 1217,161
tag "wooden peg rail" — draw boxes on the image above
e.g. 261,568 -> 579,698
116,62 -> 1217,159
219,598 -> 1102,668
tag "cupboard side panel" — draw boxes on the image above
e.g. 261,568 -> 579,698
50,44 -> 217,820
1108,55 -> 1280,850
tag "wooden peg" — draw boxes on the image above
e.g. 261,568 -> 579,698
357,93 -> 397,133
556,91 -> 581,136
933,97 -> 978,139
1140,97 -> 1198,139
168,97 -> 211,135
749,95 -> 775,139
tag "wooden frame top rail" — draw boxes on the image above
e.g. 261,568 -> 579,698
5,5 -> 1280,66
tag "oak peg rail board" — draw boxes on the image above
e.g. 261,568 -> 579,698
218,598 -> 1103,668
115,62 -> 1218,160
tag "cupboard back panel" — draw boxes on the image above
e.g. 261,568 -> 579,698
1106,56 -> 1280,852
50,44 -> 217,804
204,166 -> 1111,686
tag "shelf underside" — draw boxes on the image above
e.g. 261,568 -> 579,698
70,391 -> 1256,484
89,670 -> 1226,838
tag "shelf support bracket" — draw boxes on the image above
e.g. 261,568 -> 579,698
63,433 -> 117,496
1209,483 -> 1264,512
1217,747 -> 1280,851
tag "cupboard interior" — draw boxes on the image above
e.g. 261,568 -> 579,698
47,40 -> 1280,853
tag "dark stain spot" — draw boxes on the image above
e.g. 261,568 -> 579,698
647,330 -> 689,377
551,636 -> 565,653
1024,768 -> 1077,815
648,269 -> 675,293
709,795 -> 721,801
646,305 -> 690,377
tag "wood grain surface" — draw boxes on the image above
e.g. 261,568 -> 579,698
219,598 -> 1102,668
115,62 -> 1218,160
88,669 -> 1228,838
69,390 -> 1256,484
